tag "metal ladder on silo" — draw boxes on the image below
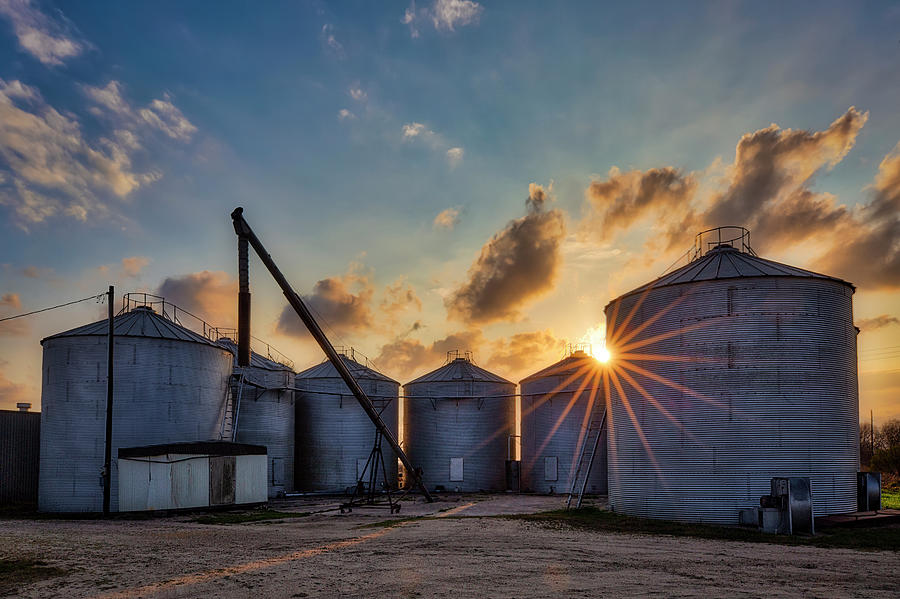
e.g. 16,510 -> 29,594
566,410 -> 606,510
220,372 -> 245,441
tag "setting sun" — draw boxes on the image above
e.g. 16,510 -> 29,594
581,324 -> 611,363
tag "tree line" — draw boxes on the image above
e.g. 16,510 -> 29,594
860,419 -> 900,474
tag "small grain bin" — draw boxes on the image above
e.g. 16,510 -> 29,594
520,349 -> 607,494
217,338 -> 295,498
404,352 -> 515,492
294,351 -> 400,492
39,306 -> 233,512
605,228 -> 859,523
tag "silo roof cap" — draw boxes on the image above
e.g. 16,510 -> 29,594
406,357 -> 513,385
519,351 -> 604,384
295,354 -> 398,384
607,244 -> 853,308
41,307 -> 222,347
216,338 -> 294,373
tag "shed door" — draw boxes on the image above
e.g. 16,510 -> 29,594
450,457 -> 464,482
209,456 -> 236,505
272,458 -> 284,486
544,456 -> 558,482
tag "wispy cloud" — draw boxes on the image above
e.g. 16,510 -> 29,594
0,79 -> 162,228
446,146 -> 464,167
348,85 -> 367,102
0,0 -> 86,65
433,207 -> 461,230
402,0 -> 483,37
432,0 -> 483,31
337,108 -> 356,121
320,23 -> 345,58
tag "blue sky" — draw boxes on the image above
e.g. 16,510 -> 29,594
1,0 -> 899,419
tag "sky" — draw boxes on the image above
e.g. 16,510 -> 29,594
0,0 -> 898,422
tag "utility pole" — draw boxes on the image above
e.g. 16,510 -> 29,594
102,285 -> 114,515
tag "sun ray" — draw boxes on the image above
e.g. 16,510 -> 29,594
565,368 -> 603,489
615,359 -> 728,411
610,362 -> 699,444
607,366 -> 667,485
617,317 -> 716,354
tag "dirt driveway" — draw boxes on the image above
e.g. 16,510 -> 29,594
2,495 -> 897,598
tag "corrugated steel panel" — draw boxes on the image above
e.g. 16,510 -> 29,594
39,334 -> 233,512
217,337 -> 296,497
520,352 -> 608,494
233,366 -> 295,498
404,359 -> 516,492
0,410 -> 41,505
605,250 -> 859,524
407,357 -> 513,385
294,357 -> 399,492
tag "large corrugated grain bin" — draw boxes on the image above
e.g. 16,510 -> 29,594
294,353 -> 400,492
404,353 -> 515,492
520,350 -> 607,494
605,231 -> 859,523
39,306 -> 233,512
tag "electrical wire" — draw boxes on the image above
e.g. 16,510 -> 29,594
0,292 -> 106,323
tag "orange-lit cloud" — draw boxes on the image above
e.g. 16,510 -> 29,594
487,329 -> 564,380
375,329 -> 485,381
155,270 -> 237,327
446,183 -> 565,324
433,207 -> 461,230
277,268 -> 375,339
857,314 -> 899,332
813,140 -> 900,287
0,366 -> 31,409
581,166 -> 697,247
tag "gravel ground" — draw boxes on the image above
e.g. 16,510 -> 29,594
2,495 -> 898,598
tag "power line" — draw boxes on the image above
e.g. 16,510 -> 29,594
0,292 -> 107,323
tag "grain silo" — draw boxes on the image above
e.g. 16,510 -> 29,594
217,338 -> 295,498
404,352 -> 515,492
294,351 -> 400,492
520,349 -> 607,494
39,306 -> 233,512
605,228 -> 859,523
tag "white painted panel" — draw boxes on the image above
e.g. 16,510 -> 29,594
450,457 -> 464,482
170,456 -> 209,509
544,456 -> 558,482
235,454 -> 267,504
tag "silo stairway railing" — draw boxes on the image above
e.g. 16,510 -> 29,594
566,410 -> 607,510
220,373 -> 246,441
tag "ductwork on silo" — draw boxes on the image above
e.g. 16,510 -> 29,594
604,228 -> 859,524
39,306 -> 234,512
294,352 -> 400,492
520,349 -> 607,494
217,338 -> 296,498
404,352 -> 515,493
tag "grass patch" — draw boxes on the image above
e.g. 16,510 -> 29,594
882,490 -> 900,510
0,558 -> 66,596
509,507 -> 900,552
192,510 -> 310,525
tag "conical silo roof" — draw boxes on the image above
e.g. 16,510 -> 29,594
41,306 -> 219,347
407,356 -> 512,385
295,355 -> 398,384
609,245 -> 852,308
519,350 -> 602,385
216,338 -> 293,372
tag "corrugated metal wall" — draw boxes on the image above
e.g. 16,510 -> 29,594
39,336 -> 233,512
606,276 -> 859,523
0,410 -> 41,505
404,380 -> 516,492
521,372 -> 607,494
294,377 -> 399,492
